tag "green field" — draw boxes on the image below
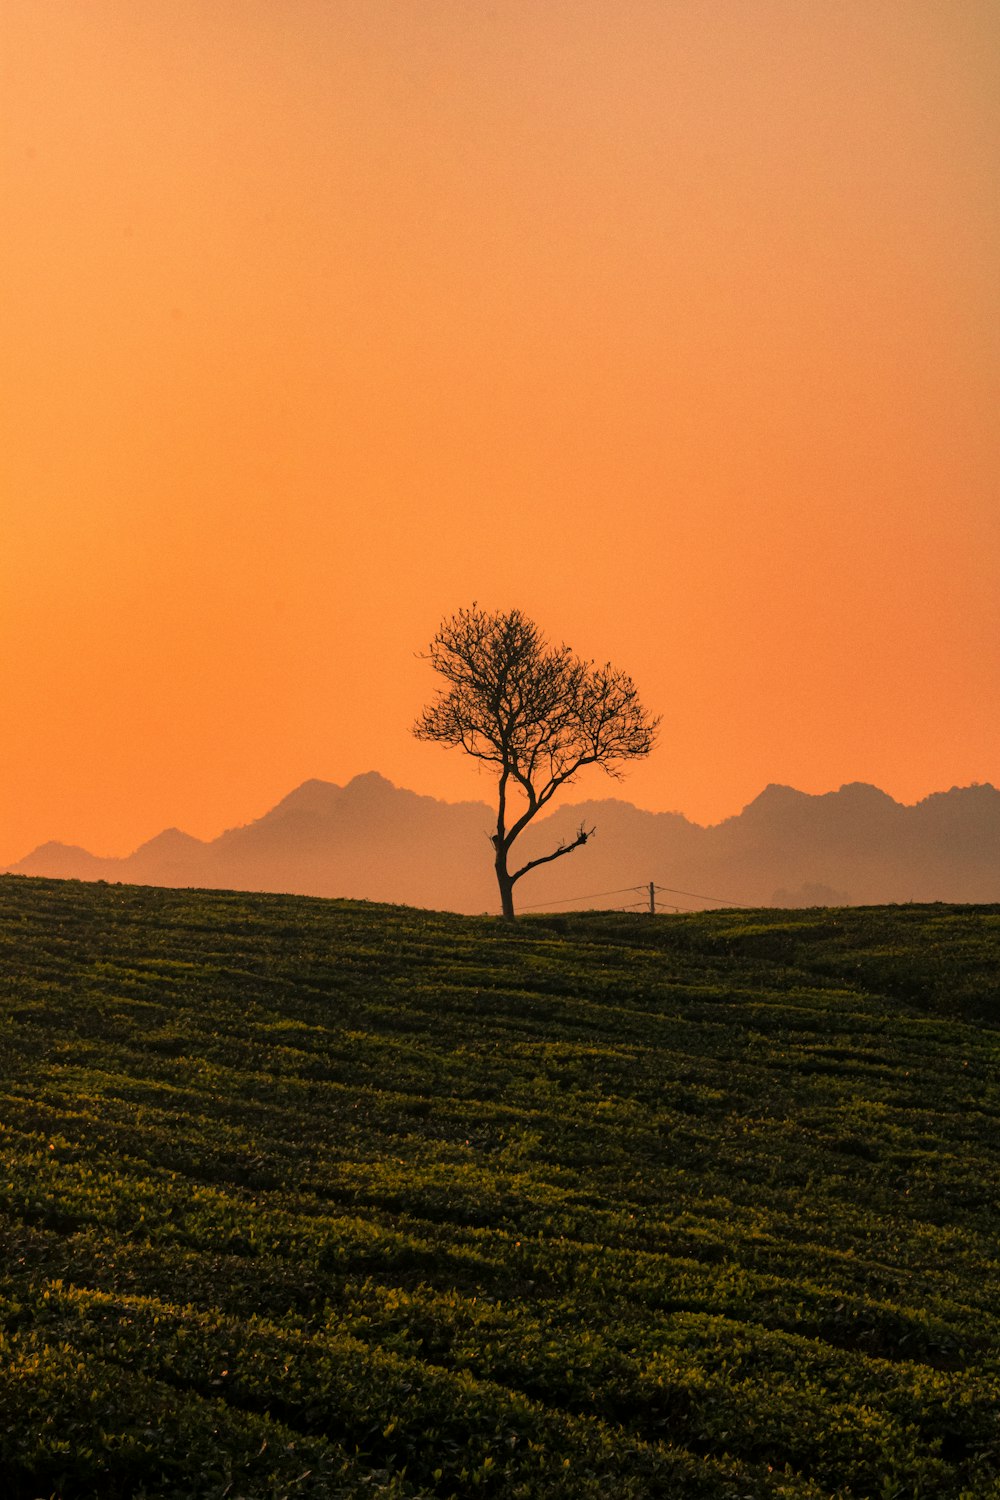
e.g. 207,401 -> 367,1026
0,876 -> 998,1499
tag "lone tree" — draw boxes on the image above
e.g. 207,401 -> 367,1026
414,606 -> 659,920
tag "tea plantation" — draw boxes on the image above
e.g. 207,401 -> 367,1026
0,876 -> 998,1499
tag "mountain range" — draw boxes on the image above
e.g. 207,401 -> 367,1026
6,773 -> 1000,913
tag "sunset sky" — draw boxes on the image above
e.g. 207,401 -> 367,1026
3,0 -> 998,865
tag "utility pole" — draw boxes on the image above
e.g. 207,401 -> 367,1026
648,881 -> 656,915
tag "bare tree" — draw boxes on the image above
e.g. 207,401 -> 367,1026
414,606 -> 659,920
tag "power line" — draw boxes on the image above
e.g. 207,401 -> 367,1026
518,885 -> 646,911
654,884 -> 740,906
520,880 -> 744,914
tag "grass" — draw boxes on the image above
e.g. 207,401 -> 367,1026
0,875 -> 998,1498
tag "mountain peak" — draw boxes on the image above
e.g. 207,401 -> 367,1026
266,779 -> 344,818
834,782 -> 897,804
8,841 -> 105,877
740,784 -> 809,816
133,827 -> 205,856
344,771 -> 399,793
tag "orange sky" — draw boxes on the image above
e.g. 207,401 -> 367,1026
2,0 -> 998,865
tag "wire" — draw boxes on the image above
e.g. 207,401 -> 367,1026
519,882 -> 744,915
654,884 -> 740,906
518,886 -> 646,910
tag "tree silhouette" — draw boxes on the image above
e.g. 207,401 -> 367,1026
414,606 -> 659,919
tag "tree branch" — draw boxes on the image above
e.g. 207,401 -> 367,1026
511,823 -> 595,884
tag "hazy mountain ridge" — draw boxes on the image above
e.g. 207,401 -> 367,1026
8,774 -> 1000,913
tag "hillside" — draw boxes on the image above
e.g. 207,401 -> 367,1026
0,877 -> 998,1498
8,773 -> 1000,912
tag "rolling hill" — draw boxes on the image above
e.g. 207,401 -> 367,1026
0,876 -> 997,1497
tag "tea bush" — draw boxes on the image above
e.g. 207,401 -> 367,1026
0,877 -> 998,1497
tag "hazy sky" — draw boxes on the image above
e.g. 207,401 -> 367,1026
3,0 -> 998,863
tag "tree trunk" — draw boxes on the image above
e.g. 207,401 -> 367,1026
495,848 -> 516,921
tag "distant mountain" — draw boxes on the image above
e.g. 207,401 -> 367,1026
7,774 -> 1000,913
